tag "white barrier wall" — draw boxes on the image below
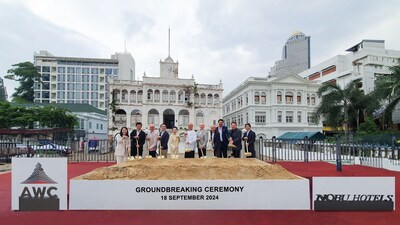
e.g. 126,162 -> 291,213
70,179 -> 310,210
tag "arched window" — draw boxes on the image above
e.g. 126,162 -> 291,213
200,93 -> 206,105
254,92 -> 260,104
170,90 -> 176,103
130,109 -> 142,128
194,93 -> 200,105
261,92 -> 266,104
207,93 -> 213,106
277,91 -> 282,103
162,90 -> 169,103
297,92 -> 302,104
130,90 -> 136,103
311,94 -> 316,105
214,94 -> 220,106
178,90 -> 184,104
137,90 -> 143,103
121,89 -> 128,103
148,109 -> 159,126
196,112 -> 204,126
115,109 -> 127,127
113,89 -> 120,103
179,109 -> 190,126
147,89 -> 153,101
285,92 -> 293,104
154,89 -> 160,102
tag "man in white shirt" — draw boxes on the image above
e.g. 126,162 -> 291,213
185,123 -> 197,158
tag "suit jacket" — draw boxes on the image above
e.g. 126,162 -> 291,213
130,129 -> 146,147
214,125 -> 229,150
243,130 -> 256,152
197,129 -> 208,149
229,128 -> 242,150
159,130 -> 170,150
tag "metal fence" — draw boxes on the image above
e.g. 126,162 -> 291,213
0,139 -> 115,163
2,137 -> 400,171
253,137 -> 400,170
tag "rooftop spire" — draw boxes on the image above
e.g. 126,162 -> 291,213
168,28 -> 171,57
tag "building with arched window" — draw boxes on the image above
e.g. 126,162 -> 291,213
222,74 -> 322,138
109,50 -> 223,132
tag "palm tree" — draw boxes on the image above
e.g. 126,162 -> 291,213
316,79 -> 366,138
372,62 -> 400,129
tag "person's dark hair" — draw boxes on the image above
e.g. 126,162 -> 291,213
245,123 -> 251,127
160,123 -> 166,127
218,119 -> 224,123
120,127 -> 129,137
231,121 -> 237,125
135,122 -> 142,126
172,126 -> 178,130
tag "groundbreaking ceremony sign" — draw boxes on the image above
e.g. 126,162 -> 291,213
12,158 -> 67,211
70,179 -> 310,210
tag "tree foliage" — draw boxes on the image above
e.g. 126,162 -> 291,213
315,79 -> 368,137
0,102 -> 78,129
4,61 -> 41,103
357,117 -> 379,135
371,61 -> 400,128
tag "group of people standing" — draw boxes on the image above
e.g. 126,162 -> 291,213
114,119 -> 256,163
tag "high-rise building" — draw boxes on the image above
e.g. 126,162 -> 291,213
299,40 -> 400,94
269,32 -> 311,77
33,50 -> 135,111
0,77 -> 7,101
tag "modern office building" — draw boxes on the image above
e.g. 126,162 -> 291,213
299,40 -> 400,94
33,50 -> 135,111
222,74 -> 322,139
109,50 -> 223,132
0,77 -> 7,101
268,32 -> 311,77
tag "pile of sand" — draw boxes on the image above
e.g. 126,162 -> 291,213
73,158 -> 301,180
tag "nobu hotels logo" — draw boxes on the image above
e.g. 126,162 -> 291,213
19,162 -> 60,211
314,193 -> 394,211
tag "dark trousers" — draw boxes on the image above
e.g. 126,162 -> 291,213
131,146 -> 143,157
148,150 -> 157,158
216,145 -> 228,158
185,151 -> 195,158
232,149 -> 241,158
198,147 -> 206,158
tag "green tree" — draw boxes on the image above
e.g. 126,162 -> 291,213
372,61 -> 400,129
316,79 -> 366,137
4,62 -> 41,103
0,101 -> 12,128
357,117 -> 379,135
38,105 -> 78,129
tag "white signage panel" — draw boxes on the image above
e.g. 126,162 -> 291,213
313,177 -> 395,211
70,179 -> 310,210
11,158 -> 67,211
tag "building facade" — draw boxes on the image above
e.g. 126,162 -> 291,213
109,53 -> 223,132
33,50 -> 135,111
269,32 -> 311,77
0,77 -> 7,101
299,40 -> 400,94
222,74 -> 322,139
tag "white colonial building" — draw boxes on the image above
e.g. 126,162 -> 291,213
222,74 -> 322,139
109,53 -> 223,132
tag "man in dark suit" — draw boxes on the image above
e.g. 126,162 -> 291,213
243,123 -> 256,158
214,119 -> 229,158
130,122 -> 147,157
229,121 -> 242,158
159,123 -> 170,158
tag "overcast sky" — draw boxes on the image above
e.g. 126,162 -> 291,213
1,0 -> 400,100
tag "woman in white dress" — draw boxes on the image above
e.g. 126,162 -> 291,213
115,127 -> 130,163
